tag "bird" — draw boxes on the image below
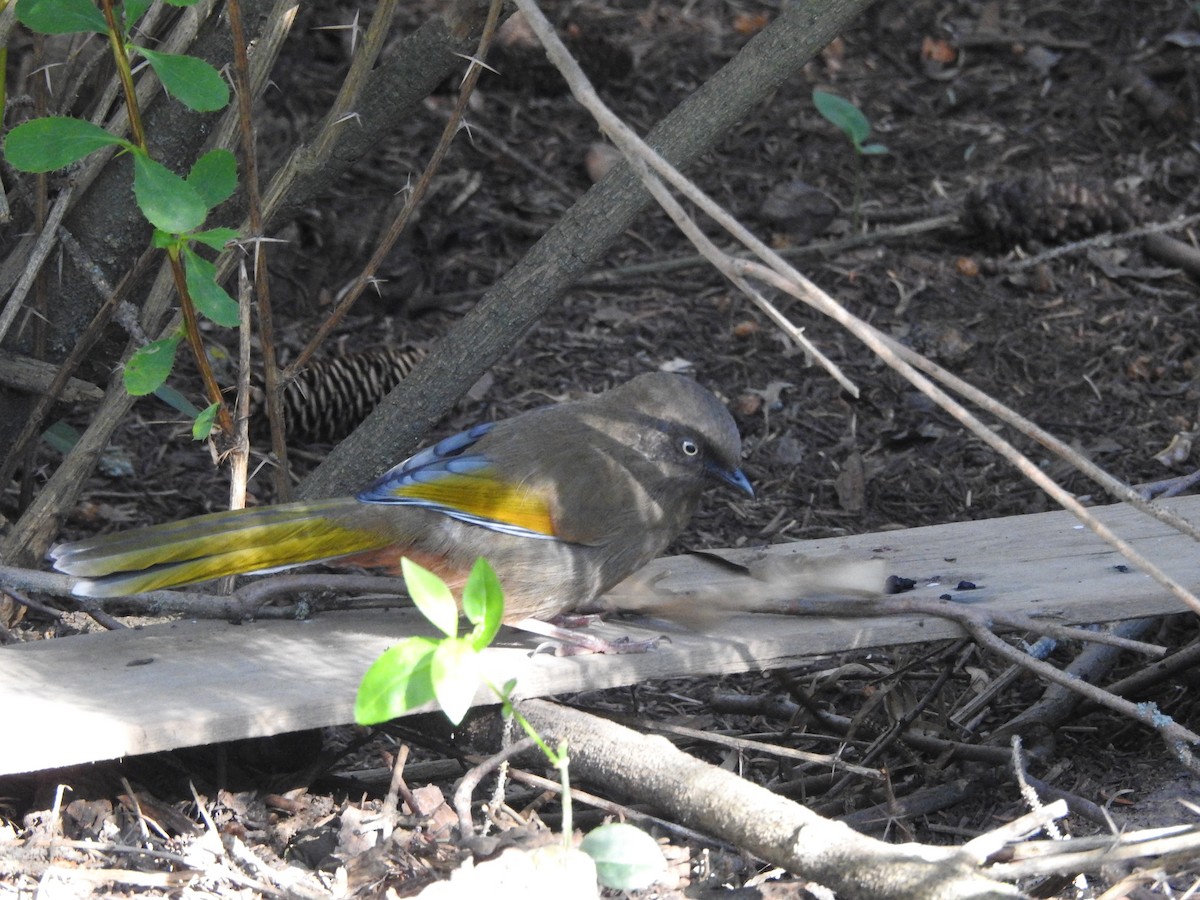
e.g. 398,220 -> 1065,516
51,372 -> 753,635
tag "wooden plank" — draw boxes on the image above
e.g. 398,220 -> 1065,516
4,496 -> 1199,775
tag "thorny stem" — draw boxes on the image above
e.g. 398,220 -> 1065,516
225,0 -> 292,497
285,0 -> 506,378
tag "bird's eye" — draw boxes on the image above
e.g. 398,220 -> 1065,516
680,438 -> 699,457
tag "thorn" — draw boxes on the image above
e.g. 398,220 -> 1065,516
452,51 -> 500,82
313,9 -> 362,54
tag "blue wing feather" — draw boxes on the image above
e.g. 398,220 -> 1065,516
358,422 -> 496,499
356,421 -> 559,540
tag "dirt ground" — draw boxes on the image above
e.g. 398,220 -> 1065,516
4,0 -> 1200,896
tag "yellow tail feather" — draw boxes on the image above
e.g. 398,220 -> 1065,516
52,500 -> 391,597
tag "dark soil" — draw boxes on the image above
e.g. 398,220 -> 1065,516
4,0 -> 1200,895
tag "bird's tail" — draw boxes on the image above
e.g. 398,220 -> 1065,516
50,499 -> 392,597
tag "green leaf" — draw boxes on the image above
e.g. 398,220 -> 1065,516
192,402 -> 220,440
430,638 -> 481,726
153,384 -> 202,417
122,0 -> 153,30
124,335 -> 182,396
17,0 -> 107,34
860,142 -> 889,155
187,149 -> 237,209
354,637 -> 439,725
581,823 -> 668,891
4,118 -> 125,172
402,557 -> 459,638
182,247 -> 240,327
42,421 -> 81,455
136,47 -> 229,112
132,150 -> 207,233
463,558 -> 504,651
163,0 -> 204,6
812,89 -> 872,147
190,227 -> 239,252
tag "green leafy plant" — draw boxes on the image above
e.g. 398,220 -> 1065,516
355,557 -> 505,727
3,0 -> 239,440
812,89 -> 888,230
355,559 -> 667,890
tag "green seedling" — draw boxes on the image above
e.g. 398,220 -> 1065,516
812,89 -> 888,230
355,558 -> 666,889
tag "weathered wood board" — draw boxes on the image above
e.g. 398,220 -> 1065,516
3,496 -> 1199,775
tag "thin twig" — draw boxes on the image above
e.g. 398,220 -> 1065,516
453,736 -> 537,836
998,211 -> 1200,272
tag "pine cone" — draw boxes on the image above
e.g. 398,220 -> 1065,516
253,345 -> 425,444
964,175 -> 1141,249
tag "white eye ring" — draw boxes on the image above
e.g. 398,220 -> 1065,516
680,439 -> 699,457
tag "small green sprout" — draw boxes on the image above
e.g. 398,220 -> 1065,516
812,90 -> 888,230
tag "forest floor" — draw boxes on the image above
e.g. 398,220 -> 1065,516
4,0 -> 1200,896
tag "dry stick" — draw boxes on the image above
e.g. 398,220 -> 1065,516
576,213 -> 960,286
961,801 -> 1070,865
779,597 -> 1167,658
225,0 -> 291,499
0,185 -> 73,347
624,157 -> 858,395
987,826 -> 1200,880
514,0 -> 1200,618
454,736 -> 537,835
1100,636 -> 1200,703
0,563 -> 411,618
615,716 -> 885,779
283,0 -> 505,379
221,263 -> 254,574
236,5 -> 375,491
1144,231 -> 1200,279
988,618 -> 1161,744
998,212 -> 1200,272
380,743 -> 413,838
0,354 -> 103,402
461,747 -> 739,851
305,0 -> 401,170
778,594 -> 1200,770
823,652 -> 963,803
634,155 -> 1200,620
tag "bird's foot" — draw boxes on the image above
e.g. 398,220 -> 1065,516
512,616 -> 667,655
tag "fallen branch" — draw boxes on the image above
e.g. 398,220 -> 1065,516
519,699 -> 1025,900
